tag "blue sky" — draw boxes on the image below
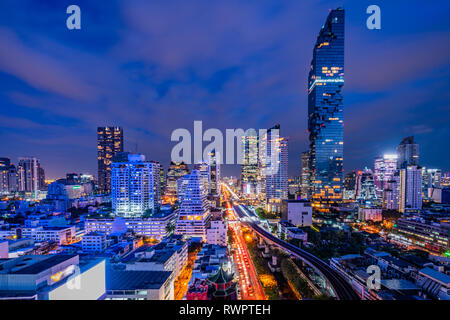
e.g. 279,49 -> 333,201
0,0 -> 449,179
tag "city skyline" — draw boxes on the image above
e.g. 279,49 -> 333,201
0,2 -> 449,304
0,1 -> 449,180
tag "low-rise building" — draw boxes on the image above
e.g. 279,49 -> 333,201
0,241 -> 7,258
82,232 -> 108,253
330,251 -> 425,300
281,200 -> 312,227
124,235 -> 187,279
0,254 -> 106,300
105,269 -> 174,300
206,220 -> 227,246
190,244 -> 229,284
85,209 -> 176,240
358,207 -> 382,222
394,217 -> 450,253
417,267 -> 450,300
35,226 -> 75,245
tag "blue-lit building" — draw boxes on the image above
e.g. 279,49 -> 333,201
307,8 -> 345,201
111,154 -> 161,217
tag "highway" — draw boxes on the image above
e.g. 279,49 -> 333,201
223,187 -> 266,300
233,204 -> 360,301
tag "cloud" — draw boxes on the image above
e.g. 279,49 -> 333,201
0,28 -> 97,101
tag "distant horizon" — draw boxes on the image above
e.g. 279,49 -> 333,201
1,1 -> 449,179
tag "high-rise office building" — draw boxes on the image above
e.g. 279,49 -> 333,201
383,174 -> 400,210
422,168 -> 442,196
159,165 -> 165,197
300,151 -> 311,199
175,170 -> 211,240
194,162 -> 211,195
17,157 -> 44,195
399,165 -> 422,213
177,174 -> 190,203
241,130 -> 258,195
209,149 -> 220,196
0,158 -> 18,193
0,158 -> 9,194
258,124 -> 281,202
97,126 -> 124,194
343,170 -> 357,200
441,172 -> 450,187
355,168 -> 376,202
374,154 -> 398,198
111,154 -> 160,217
397,136 -> 419,169
165,161 -> 190,202
307,8 -> 345,202
265,133 -> 288,206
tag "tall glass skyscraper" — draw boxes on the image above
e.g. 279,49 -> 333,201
97,126 -> 123,194
241,129 -> 259,195
308,8 -> 345,201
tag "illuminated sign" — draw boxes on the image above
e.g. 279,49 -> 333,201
51,265 -> 75,283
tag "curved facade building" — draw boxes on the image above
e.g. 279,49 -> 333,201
308,8 -> 345,202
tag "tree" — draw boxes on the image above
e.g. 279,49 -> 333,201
165,223 -> 175,235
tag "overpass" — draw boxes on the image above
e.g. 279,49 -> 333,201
234,205 -> 360,300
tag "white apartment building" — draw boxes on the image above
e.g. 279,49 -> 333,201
85,210 -> 175,240
399,165 -> 422,213
280,199 -> 312,227
82,232 -> 108,252
206,220 -> 227,246
358,207 -> 383,222
0,226 -> 75,245
35,226 -> 75,245
175,170 -> 211,240
111,154 -> 160,217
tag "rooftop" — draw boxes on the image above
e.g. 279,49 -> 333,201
381,279 -> 420,291
419,267 -> 450,286
106,269 -> 172,290
4,254 -> 78,275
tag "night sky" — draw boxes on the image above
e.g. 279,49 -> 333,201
0,0 -> 449,179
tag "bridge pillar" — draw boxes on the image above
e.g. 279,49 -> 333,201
262,244 -> 270,258
257,236 -> 265,249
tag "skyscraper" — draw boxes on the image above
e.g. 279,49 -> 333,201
165,161 -> 190,202
241,130 -> 258,195
374,154 -> 398,198
177,174 -> 190,203
343,170 -> 357,200
422,168 -> 442,195
383,174 -> 400,210
209,149 -> 220,196
263,126 -> 288,210
111,154 -> 160,217
397,136 -> 419,169
17,157 -> 44,196
300,151 -> 311,199
355,168 -> 376,202
307,8 -> 345,202
0,158 -> 9,194
97,126 -> 124,194
175,170 -> 211,240
399,165 -> 422,213
258,124 -> 281,202
194,161 -> 211,195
